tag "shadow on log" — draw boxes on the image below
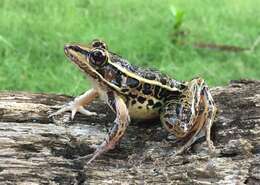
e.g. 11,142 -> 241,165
0,80 -> 259,185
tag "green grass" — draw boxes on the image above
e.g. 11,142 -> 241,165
0,0 -> 259,95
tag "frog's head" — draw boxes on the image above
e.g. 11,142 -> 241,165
64,39 -> 111,80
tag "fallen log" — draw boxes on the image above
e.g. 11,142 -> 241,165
0,79 -> 259,185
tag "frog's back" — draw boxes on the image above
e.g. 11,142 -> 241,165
110,53 -> 185,91
108,53 -> 185,119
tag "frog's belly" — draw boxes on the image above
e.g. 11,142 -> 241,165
95,85 -> 161,120
127,101 -> 161,120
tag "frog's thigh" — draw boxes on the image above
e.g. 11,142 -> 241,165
160,101 -> 191,138
160,80 -> 201,152
87,91 -> 130,164
160,100 -> 204,155
160,79 -> 214,155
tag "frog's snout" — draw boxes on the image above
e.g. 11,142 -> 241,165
64,44 -> 90,56
64,44 -> 70,55
64,44 -> 70,51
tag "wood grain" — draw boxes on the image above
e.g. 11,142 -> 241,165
0,80 -> 259,185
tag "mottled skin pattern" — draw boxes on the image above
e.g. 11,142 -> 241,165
49,40 -> 217,164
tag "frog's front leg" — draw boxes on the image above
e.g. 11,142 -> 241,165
49,88 -> 99,119
160,78 -> 216,155
87,91 -> 130,164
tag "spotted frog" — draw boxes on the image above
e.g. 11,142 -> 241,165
49,39 -> 217,164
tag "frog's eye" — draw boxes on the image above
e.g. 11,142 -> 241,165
91,39 -> 107,50
89,49 -> 108,66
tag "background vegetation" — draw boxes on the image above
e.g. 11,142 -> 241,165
0,0 -> 259,95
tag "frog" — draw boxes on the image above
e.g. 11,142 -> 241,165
49,39 -> 217,164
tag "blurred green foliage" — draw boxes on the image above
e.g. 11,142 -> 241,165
0,0 -> 259,95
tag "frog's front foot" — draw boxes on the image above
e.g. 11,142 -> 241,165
49,89 -> 99,120
49,101 -> 97,120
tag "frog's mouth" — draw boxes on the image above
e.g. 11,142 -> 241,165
64,44 -> 100,80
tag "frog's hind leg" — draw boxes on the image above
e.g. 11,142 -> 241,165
202,86 -> 217,153
160,100 -> 203,156
87,91 -> 130,164
160,78 -> 216,155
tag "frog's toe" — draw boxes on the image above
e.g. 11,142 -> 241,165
48,105 -> 71,118
71,108 -> 77,120
86,144 -> 115,165
70,106 -> 96,119
78,107 -> 97,116
49,102 -> 96,120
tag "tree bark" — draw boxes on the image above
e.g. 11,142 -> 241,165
0,80 -> 259,185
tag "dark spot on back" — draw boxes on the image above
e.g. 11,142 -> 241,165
121,89 -> 129,93
142,83 -> 152,95
136,84 -> 142,91
129,93 -> 137,98
148,99 -> 154,106
179,84 -> 186,90
154,86 -> 161,98
131,100 -> 137,105
160,77 -> 168,85
159,89 -> 172,99
137,96 -> 146,104
166,91 -> 182,100
126,77 -> 139,88
145,73 -> 156,80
